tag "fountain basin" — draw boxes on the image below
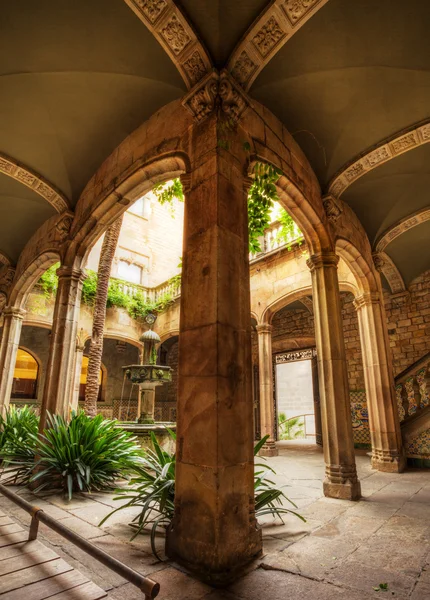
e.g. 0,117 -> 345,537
123,364 -> 172,385
117,421 -> 176,454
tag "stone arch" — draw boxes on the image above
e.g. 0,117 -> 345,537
335,237 -> 379,296
160,329 -> 180,344
261,279 -> 359,325
247,157 -> 332,257
8,251 -> 61,309
10,345 -> 41,402
69,150 -> 190,266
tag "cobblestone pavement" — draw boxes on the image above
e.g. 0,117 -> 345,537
1,444 -> 429,600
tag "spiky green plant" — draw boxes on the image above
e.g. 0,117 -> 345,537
101,432 -> 304,559
1,412 -> 143,499
0,406 -> 39,483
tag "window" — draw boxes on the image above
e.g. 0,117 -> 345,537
79,356 -> 103,402
128,196 -> 149,218
11,349 -> 39,399
117,260 -> 143,285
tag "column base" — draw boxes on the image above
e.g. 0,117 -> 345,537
323,479 -> 361,500
258,439 -> 278,457
166,523 -> 262,585
323,464 -> 361,500
371,449 -> 406,473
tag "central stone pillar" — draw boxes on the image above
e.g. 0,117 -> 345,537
0,307 -> 26,413
354,291 -> 405,472
256,324 -> 278,456
166,114 -> 262,580
307,253 -> 361,500
71,340 -> 85,412
40,264 -> 86,431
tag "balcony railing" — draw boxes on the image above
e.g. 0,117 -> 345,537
250,220 -> 303,261
109,277 -> 181,304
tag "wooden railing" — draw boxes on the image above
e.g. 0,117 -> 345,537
250,220 -> 303,261
395,352 -> 430,422
0,483 -> 159,599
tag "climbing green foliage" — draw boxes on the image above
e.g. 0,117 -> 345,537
152,179 -> 184,206
278,208 -> 303,250
37,263 -> 59,297
38,266 -> 179,321
248,163 -> 283,253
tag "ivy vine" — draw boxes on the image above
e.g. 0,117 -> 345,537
37,265 -> 180,321
152,179 -> 184,206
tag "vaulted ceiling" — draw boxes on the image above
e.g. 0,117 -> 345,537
1,0 -> 429,288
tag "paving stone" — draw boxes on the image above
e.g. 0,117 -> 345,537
108,567 -> 211,600
328,558 -> 416,599
228,567 -> 374,600
351,536 -> 428,576
410,581 -> 430,599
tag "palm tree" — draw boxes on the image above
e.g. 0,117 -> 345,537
84,215 -> 124,416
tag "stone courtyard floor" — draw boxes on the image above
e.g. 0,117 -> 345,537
0,444 -> 429,600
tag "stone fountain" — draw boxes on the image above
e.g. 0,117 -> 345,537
118,314 -> 175,451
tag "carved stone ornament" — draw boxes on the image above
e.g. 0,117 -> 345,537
134,0 -> 167,24
0,266 -> 15,288
182,50 -> 207,86
218,71 -> 249,122
182,71 -> 250,124
182,71 -> 219,122
275,348 -> 317,363
230,51 -> 257,87
322,194 -> 342,223
252,16 -> 286,57
372,253 -> 385,272
56,215 -> 73,238
161,14 -> 191,55
283,0 -> 321,26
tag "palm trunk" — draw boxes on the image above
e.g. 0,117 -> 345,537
84,215 -> 123,416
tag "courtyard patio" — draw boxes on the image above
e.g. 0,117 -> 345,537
0,445 -> 428,600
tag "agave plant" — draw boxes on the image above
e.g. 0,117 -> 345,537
101,432 -> 304,559
100,430 -> 175,559
1,411 -> 144,499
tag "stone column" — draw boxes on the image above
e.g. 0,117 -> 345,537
166,114 -> 261,579
256,324 -> 278,456
39,265 -> 85,430
307,253 -> 361,500
354,291 -> 405,472
71,342 -> 85,413
0,307 -> 26,413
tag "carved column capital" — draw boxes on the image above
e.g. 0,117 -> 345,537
3,306 -> 26,320
256,323 -> 273,335
218,70 -> 250,123
306,252 -> 339,272
353,292 -> 381,311
182,71 -> 219,122
56,265 -> 87,282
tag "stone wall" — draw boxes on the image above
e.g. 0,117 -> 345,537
15,325 -> 51,404
385,269 -> 430,376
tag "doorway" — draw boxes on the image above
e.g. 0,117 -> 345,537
274,349 -> 321,445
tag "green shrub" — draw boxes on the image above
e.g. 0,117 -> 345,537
1,412 -> 144,499
101,432 -> 304,559
0,406 -> 39,482
278,413 -> 305,440
37,263 -> 60,297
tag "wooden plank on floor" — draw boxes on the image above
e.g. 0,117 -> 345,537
0,545 -> 58,576
0,540 -> 48,561
49,582 -> 108,600
0,524 -> 23,536
0,570 -> 90,600
0,557 -> 73,593
0,531 -> 29,548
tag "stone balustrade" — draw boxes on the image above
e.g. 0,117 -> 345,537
250,220 -> 303,261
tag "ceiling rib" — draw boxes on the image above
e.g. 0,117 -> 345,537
227,0 -> 330,91
122,0 -> 212,89
0,152 -> 69,213
375,207 -> 430,254
327,120 -> 430,199
373,252 -> 406,294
